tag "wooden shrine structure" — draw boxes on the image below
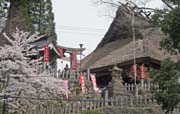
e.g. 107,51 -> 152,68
81,1 -> 177,88
29,35 -> 85,73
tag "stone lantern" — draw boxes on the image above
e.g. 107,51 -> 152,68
107,65 -> 127,98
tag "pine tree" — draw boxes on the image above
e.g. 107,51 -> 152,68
29,0 -> 57,43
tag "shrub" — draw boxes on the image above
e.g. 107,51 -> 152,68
79,110 -> 102,114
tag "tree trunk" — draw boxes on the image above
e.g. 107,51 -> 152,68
0,1 -> 28,46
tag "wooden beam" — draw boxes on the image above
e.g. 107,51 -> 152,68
61,56 -> 80,63
57,45 -> 85,54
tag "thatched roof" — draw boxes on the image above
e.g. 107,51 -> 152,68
81,6 -> 176,70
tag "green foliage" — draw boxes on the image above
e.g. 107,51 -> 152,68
151,59 -> 180,113
79,110 -> 102,114
0,0 -> 57,66
29,0 -> 57,42
0,0 -> 57,43
151,1 -> 180,113
161,8 -> 180,52
164,0 -> 180,5
152,1 -> 180,53
151,9 -> 169,27
0,101 -> 2,114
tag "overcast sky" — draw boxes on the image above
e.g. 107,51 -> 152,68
51,0 -> 163,69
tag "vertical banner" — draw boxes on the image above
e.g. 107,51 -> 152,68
71,51 -> 77,70
132,64 -> 137,73
140,65 -> 145,80
90,74 -> 98,91
44,45 -> 49,62
79,74 -> 85,94
58,48 -> 63,57
64,80 -> 68,99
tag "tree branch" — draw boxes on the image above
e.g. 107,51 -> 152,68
98,0 -> 119,7
138,7 -> 155,11
162,0 -> 174,9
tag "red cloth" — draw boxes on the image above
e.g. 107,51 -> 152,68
90,74 -> 98,91
71,51 -> 77,70
140,65 -> 145,79
58,48 -> 63,57
132,64 -> 137,72
64,80 -> 68,99
44,45 -> 49,62
79,74 -> 85,94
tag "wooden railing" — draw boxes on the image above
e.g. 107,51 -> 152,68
56,70 -> 90,80
124,83 -> 159,96
1,71 -> 178,114
24,96 -> 180,114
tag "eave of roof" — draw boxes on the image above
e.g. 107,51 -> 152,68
81,6 -> 177,71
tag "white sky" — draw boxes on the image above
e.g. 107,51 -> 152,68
51,0 -> 163,69
52,0 -> 112,55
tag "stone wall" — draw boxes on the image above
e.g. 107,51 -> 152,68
101,105 -> 179,114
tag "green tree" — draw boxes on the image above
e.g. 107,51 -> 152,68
29,0 -> 57,43
151,0 -> 180,113
151,59 -> 180,113
0,0 -> 57,67
79,110 -> 102,114
152,0 -> 180,53
0,0 -> 57,43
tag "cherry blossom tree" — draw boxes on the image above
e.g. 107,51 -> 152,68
0,29 -> 66,113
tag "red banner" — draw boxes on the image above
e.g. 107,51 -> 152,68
64,80 -> 68,99
58,48 -> 63,57
140,65 -> 145,79
79,74 -> 85,94
71,51 -> 77,70
90,74 -> 98,91
44,45 -> 49,62
132,64 -> 137,73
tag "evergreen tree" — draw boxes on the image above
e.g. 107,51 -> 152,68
152,0 -> 180,53
29,0 -> 57,43
151,59 -> 180,113
151,0 -> 180,113
0,0 -> 57,68
0,0 -> 57,44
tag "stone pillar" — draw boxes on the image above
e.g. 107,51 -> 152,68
107,65 -> 127,98
104,90 -> 108,106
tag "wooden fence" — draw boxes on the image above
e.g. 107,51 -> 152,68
0,71 -> 178,114
25,96 -> 155,114
124,83 -> 159,96
56,70 -> 158,93
55,70 -> 161,98
56,70 -> 90,80
23,95 -> 180,114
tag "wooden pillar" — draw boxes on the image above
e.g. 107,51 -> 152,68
135,84 -> 138,97
120,96 -> 123,107
87,69 -> 90,81
71,101 -> 75,114
130,96 -> 133,106
104,89 -> 108,106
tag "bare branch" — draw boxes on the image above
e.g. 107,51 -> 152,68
3,32 -> 14,45
138,7 -> 155,11
118,0 -> 155,20
136,0 -> 149,8
94,0 -> 155,21
162,0 -> 174,9
98,0 -> 120,7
